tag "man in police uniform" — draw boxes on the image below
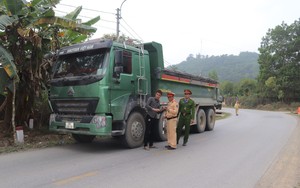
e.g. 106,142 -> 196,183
177,89 -> 195,146
164,91 -> 179,150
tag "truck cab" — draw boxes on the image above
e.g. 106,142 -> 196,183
49,39 -> 150,147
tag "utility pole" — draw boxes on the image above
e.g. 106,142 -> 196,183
116,0 -> 127,38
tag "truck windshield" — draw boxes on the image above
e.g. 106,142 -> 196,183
53,49 -> 108,78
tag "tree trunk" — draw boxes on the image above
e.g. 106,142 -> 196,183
14,69 -> 35,126
12,80 -> 17,143
4,90 -> 12,132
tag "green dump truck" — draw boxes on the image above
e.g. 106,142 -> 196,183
49,39 -> 222,148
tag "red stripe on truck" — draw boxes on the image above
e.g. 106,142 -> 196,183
161,74 -> 190,83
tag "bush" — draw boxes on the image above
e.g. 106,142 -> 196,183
239,94 -> 262,108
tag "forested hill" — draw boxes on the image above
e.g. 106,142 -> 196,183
172,52 -> 259,82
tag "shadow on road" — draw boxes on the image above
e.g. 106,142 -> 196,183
58,137 -> 129,154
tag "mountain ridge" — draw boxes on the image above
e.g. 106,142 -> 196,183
172,52 -> 259,82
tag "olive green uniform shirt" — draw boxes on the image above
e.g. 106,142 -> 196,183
178,98 -> 195,118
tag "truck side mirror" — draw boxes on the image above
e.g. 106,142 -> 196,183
114,50 -> 123,66
114,50 -> 124,77
114,66 -> 123,77
218,96 -> 224,102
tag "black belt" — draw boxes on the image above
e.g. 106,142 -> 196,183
167,116 -> 177,120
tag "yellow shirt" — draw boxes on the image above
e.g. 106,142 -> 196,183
165,99 -> 179,119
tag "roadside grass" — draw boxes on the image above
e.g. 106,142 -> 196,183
216,111 -> 231,120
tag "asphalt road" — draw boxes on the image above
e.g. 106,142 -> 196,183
0,108 -> 297,188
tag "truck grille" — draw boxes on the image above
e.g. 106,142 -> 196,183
50,98 -> 99,115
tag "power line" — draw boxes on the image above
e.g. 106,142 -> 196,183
119,23 -> 137,40
93,24 -> 116,31
164,60 -> 173,66
56,3 -> 145,42
122,18 -> 143,41
55,11 -> 117,34
55,10 -> 116,23
58,3 -> 115,15
56,4 -> 172,65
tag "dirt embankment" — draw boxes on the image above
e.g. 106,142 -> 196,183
0,121 -> 74,153
255,115 -> 300,188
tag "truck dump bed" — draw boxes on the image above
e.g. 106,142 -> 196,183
143,42 -> 219,106
155,68 -> 219,106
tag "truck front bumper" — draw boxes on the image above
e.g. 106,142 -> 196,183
49,114 -> 112,135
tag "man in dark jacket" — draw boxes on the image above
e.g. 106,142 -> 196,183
144,89 -> 163,150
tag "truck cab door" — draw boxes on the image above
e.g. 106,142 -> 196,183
110,50 -> 135,120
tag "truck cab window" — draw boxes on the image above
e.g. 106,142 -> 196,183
122,51 -> 132,74
113,50 -> 132,78
53,49 -> 108,78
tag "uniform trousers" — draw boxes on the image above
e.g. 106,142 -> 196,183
235,108 -> 239,115
177,115 -> 191,144
166,118 -> 177,148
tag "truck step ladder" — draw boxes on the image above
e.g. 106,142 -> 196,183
136,44 -> 148,108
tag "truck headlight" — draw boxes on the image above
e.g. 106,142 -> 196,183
91,115 -> 106,128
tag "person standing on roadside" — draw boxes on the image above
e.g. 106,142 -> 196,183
144,89 -> 163,150
177,89 -> 195,146
234,101 -> 240,116
164,91 -> 179,150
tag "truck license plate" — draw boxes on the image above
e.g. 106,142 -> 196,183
65,121 -> 74,129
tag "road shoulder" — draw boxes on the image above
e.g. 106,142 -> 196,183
255,114 -> 300,188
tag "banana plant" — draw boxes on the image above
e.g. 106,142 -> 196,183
0,44 -> 18,93
0,0 -> 100,135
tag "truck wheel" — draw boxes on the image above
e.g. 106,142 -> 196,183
122,112 -> 145,148
72,134 -> 95,143
205,108 -> 216,131
192,109 -> 206,133
154,112 -> 167,141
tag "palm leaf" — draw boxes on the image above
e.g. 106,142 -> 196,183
34,16 -> 97,34
71,34 -> 87,43
0,15 -> 15,30
3,0 -> 24,15
0,44 -> 18,80
64,6 -> 82,20
83,16 -> 100,26
31,0 -> 60,7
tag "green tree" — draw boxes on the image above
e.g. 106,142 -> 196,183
0,0 -> 99,136
220,81 -> 235,96
176,52 -> 259,82
208,70 -> 218,81
237,79 -> 257,96
258,19 -> 300,102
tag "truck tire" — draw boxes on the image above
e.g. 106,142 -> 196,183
205,108 -> 216,131
192,109 -> 206,133
122,112 -> 145,148
154,112 -> 167,141
72,134 -> 95,143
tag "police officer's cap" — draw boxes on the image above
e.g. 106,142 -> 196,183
184,89 -> 192,94
167,91 -> 175,96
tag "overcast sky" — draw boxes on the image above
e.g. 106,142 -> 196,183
55,0 -> 300,66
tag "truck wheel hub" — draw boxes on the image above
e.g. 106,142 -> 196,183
131,121 -> 143,140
